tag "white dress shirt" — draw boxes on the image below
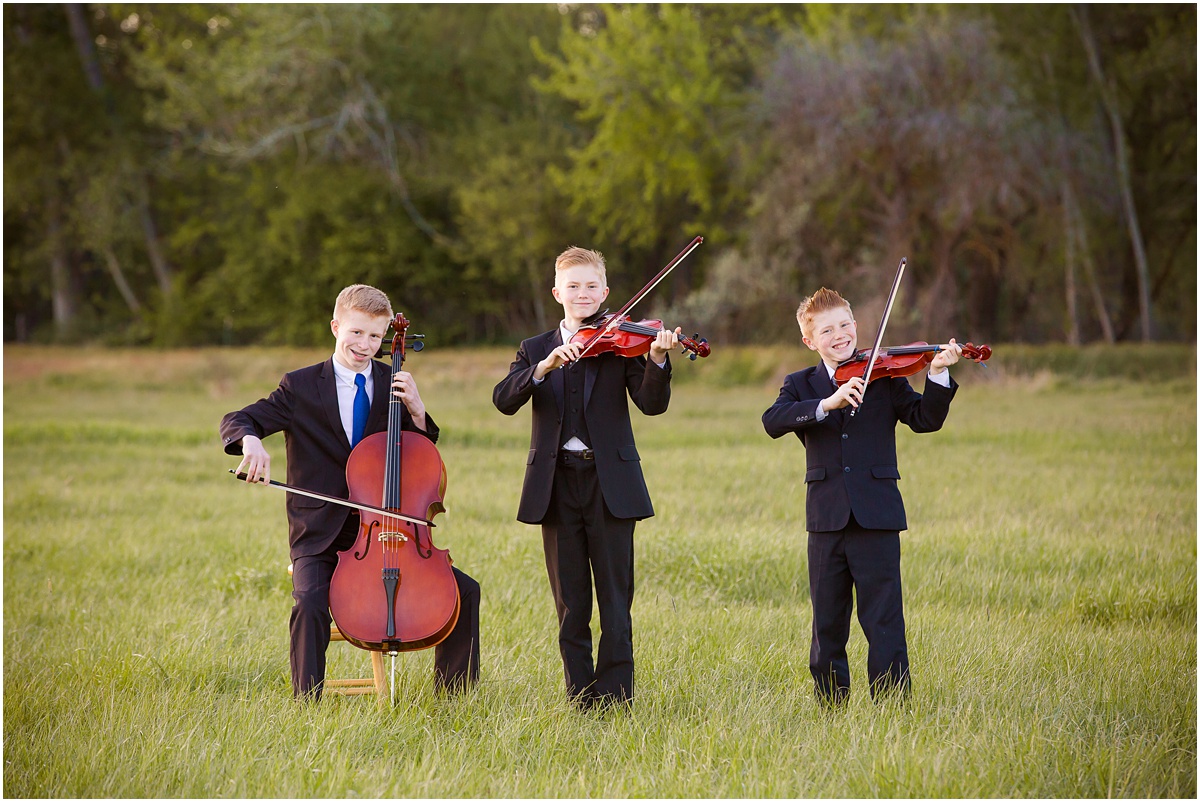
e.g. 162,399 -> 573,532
331,357 -> 375,444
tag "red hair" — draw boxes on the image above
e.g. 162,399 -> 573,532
796,288 -> 852,339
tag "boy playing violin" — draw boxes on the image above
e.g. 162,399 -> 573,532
492,247 -> 680,709
220,284 -> 480,701
762,287 -> 962,705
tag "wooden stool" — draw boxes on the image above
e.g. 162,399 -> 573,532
324,625 -> 388,700
287,563 -> 387,701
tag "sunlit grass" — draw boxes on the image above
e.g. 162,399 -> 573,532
3,344 -> 1195,797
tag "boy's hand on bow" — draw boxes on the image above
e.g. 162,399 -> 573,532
822,375 -> 865,411
535,341 -> 586,378
236,435 -> 271,485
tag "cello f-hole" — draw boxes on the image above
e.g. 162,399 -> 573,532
416,525 -> 434,559
355,519 -> 380,560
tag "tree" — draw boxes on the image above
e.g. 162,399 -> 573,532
753,13 -> 1047,340
986,3 -> 1196,342
534,4 -> 802,303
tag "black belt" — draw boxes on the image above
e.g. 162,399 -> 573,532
560,448 -> 595,461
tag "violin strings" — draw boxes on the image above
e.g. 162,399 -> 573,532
616,320 -> 700,345
619,322 -> 659,336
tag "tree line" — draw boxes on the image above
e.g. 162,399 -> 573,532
4,4 -> 1195,347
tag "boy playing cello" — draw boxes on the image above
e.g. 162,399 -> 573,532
221,284 -> 480,700
762,287 -> 962,705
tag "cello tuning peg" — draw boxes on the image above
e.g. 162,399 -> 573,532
688,352 -> 698,361
411,341 -> 424,352
699,337 -> 707,345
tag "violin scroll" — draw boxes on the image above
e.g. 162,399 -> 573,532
960,342 -> 991,363
682,332 -> 710,361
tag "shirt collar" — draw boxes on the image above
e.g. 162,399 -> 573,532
559,320 -> 577,345
331,356 -> 372,386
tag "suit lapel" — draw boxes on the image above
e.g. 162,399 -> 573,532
318,359 -> 349,446
368,358 -> 392,432
538,329 -> 566,418
582,356 -> 598,412
808,365 -> 835,399
809,364 -> 844,427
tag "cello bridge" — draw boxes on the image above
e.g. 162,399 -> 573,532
377,531 -> 409,543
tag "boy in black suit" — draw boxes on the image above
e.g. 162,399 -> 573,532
762,287 -> 961,705
221,284 -> 480,700
493,247 -> 679,708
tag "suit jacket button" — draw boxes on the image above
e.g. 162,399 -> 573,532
842,433 -> 848,440
844,467 -> 851,473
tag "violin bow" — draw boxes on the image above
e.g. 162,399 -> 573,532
575,236 -> 704,359
228,470 -> 431,531
852,256 -> 907,418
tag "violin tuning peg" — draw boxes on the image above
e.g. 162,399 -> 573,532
411,341 -> 424,352
688,352 -> 698,361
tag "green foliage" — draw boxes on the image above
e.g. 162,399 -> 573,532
3,345 -> 1195,796
3,4 -> 1194,346
537,5 -> 730,248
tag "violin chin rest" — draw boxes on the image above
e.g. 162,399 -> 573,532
580,308 -> 610,327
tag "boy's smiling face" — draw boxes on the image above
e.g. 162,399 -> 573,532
553,263 -> 610,327
803,306 -> 858,366
330,309 -> 391,372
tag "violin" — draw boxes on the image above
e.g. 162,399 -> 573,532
841,257 -> 994,416
570,236 -> 712,363
571,312 -> 711,361
834,341 -> 991,386
327,313 -> 460,655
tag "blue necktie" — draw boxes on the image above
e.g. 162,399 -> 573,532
351,373 -> 369,447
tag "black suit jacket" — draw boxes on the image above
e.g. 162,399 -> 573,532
492,330 -> 672,524
762,366 -> 956,532
220,358 -> 439,558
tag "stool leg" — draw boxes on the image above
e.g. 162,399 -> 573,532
324,624 -> 385,699
370,651 -> 387,704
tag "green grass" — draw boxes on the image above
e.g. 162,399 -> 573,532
4,344 -> 1195,797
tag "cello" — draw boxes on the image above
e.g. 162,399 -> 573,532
327,313 -> 460,656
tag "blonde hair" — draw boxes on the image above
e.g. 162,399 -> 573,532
554,246 -> 607,281
796,287 -> 853,340
333,284 -> 393,320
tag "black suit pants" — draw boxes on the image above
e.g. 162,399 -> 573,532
290,515 -> 480,700
541,452 -> 636,705
807,517 -> 909,703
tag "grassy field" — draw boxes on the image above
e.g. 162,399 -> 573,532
3,343 -> 1195,797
